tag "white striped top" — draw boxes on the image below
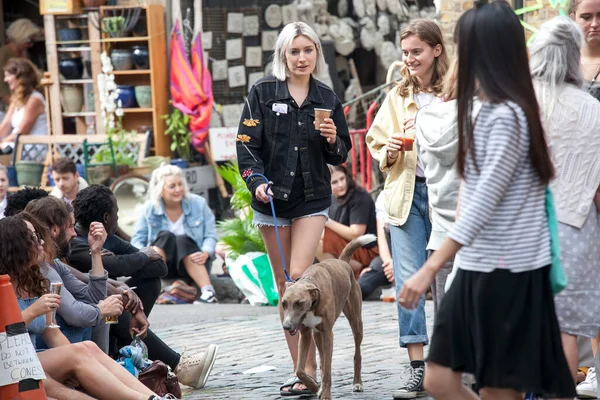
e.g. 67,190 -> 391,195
449,101 -> 552,273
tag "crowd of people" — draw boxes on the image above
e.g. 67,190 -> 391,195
2,0 -> 600,398
234,0 -> 600,399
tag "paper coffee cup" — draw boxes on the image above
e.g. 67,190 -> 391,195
314,108 -> 332,130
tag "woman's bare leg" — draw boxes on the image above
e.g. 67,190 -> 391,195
424,362 -> 478,400
182,255 -> 212,287
38,343 -> 154,400
289,216 -> 327,390
44,376 -> 96,400
561,332 -> 579,381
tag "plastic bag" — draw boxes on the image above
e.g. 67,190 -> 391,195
227,252 -> 278,306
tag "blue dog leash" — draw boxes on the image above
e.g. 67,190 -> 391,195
246,173 -> 294,283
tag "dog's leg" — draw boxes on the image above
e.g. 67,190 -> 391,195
296,327 -> 319,394
343,282 -> 364,392
314,330 -> 334,400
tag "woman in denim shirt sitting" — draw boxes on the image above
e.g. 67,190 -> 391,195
131,165 -> 219,303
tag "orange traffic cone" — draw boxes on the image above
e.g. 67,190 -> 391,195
0,274 -> 47,399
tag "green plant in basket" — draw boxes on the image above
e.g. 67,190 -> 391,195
216,162 -> 266,259
162,107 -> 191,162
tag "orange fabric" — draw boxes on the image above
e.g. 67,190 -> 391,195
323,227 -> 379,271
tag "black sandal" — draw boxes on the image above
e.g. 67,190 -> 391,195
279,376 -> 315,396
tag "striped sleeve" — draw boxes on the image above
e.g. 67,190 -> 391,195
449,105 -> 521,246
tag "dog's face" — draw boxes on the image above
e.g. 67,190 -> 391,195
280,281 -> 320,336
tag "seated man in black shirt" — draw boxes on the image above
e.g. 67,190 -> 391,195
69,185 -> 218,389
316,165 -> 379,278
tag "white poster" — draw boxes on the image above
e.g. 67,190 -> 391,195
222,104 -> 244,128
212,60 -> 228,81
228,65 -> 247,88
262,31 -> 279,51
0,332 -> 46,387
243,15 -> 260,37
226,38 -> 243,60
209,127 -> 238,161
245,47 -> 263,68
248,72 -> 265,91
201,31 -> 213,50
227,13 -> 244,34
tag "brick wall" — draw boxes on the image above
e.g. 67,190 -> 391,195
439,0 -> 560,56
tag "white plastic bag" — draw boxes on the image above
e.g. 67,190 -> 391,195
227,252 -> 278,306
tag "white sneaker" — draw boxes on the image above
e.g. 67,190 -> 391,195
175,344 -> 219,389
577,367 -> 598,399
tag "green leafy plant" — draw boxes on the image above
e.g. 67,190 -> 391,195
94,125 -> 137,168
162,108 -> 191,161
216,162 -> 266,259
102,16 -> 126,37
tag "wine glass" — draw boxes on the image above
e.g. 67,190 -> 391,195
48,282 -> 62,328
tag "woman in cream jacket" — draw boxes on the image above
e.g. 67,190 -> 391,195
366,19 -> 449,399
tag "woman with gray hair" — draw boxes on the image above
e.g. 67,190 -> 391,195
531,15 -> 600,395
0,19 -> 41,106
130,164 -> 219,303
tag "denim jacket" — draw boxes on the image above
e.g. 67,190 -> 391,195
236,76 -> 352,201
131,193 -> 218,256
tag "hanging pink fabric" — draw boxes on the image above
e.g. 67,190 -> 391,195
169,21 -> 213,154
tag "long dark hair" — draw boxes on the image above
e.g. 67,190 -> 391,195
329,165 -> 362,206
455,0 -> 554,184
0,215 -> 48,298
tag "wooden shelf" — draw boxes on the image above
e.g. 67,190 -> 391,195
58,46 -> 91,52
111,69 -> 151,75
123,108 -> 153,113
101,37 -> 149,43
60,79 -> 94,84
63,111 -> 96,117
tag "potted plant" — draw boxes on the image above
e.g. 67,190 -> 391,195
102,16 -> 126,38
91,51 -> 136,183
162,107 -> 191,169
215,162 -> 266,258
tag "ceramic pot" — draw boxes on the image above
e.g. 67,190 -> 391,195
57,28 -> 82,46
16,161 -> 44,186
58,57 -> 84,80
82,0 -> 107,7
131,46 -> 149,69
116,85 -> 136,108
170,158 -> 188,169
61,86 -> 84,113
110,49 -> 133,71
134,85 -> 152,108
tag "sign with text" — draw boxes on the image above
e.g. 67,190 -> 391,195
0,332 -> 46,387
185,166 -> 216,195
208,127 -> 238,162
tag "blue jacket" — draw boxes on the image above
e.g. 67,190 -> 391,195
131,194 -> 218,255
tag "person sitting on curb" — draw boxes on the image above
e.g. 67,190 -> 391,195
50,157 -> 88,204
316,165 -> 379,278
131,165 -> 219,304
2,213 -> 177,400
69,184 -> 219,389
25,196 -> 124,353
357,190 -> 395,300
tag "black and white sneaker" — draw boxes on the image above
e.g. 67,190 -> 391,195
194,290 -> 218,304
392,363 -> 427,399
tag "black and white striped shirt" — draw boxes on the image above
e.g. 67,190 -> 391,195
449,101 -> 552,273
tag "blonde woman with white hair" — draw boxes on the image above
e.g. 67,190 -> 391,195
131,165 -> 219,303
236,21 -> 351,396
0,19 -> 41,106
531,16 -> 600,394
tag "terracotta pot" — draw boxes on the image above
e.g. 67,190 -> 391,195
60,86 -> 84,113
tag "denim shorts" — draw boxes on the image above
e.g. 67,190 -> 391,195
252,208 -> 329,228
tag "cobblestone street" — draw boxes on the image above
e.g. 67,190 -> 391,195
150,301 -> 435,400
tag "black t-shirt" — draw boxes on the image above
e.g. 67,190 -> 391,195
328,189 -> 377,248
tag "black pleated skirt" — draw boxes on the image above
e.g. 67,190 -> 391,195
427,266 -> 575,398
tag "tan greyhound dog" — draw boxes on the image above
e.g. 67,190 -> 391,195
281,234 -> 377,400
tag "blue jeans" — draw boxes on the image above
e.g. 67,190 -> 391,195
390,181 -> 431,348
36,313 -> 92,350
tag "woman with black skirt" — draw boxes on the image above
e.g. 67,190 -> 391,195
397,1 -> 575,399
